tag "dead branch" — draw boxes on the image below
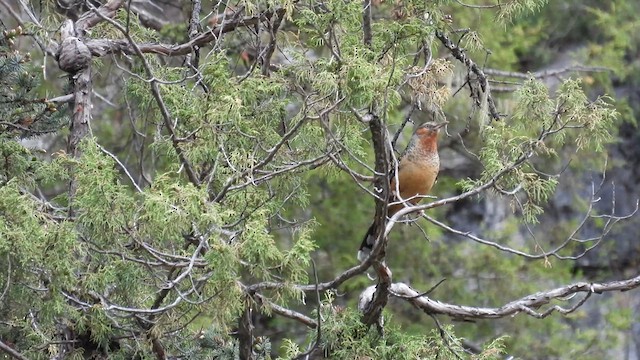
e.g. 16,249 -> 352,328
85,10 -> 278,58
435,30 -> 500,121
383,275 -> 640,320
88,3 -> 201,186
0,339 -> 28,360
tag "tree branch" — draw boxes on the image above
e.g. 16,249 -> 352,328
88,3 -> 201,186
360,111 -> 393,328
76,0 -> 125,32
363,0 -> 372,47
65,65 -> 92,217
0,339 -> 29,360
386,274 -> 640,320
237,302 -> 255,360
254,294 -> 317,328
261,9 -> 286,76
435,30 -> 500,121
85,10 -> 277,58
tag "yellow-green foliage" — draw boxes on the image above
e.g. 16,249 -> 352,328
460,78 -> 616,222
280,293 -> 506,359
0,0 -> 635,358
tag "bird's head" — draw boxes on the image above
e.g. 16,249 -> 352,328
415,121 -> 448,139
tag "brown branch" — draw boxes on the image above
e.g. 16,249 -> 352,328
63,0 -> 125,217
65,67 -> 91,158
0,339 -> 29,360
246,257 -> 373,293
391,104 -> 417,150
65,66 -> 92,217
388,274 -> 640,320
363,0 -> 372,48
360,111 -> 393,329
85,10 -> 276,58
88,3 -> 201,187
453,0 -> 501,9
255,294 -> 317,328
76,0 -> 125,32
186,0 -> 202,69
237,302 -> 255,360
261,9 -> 286,77
435,30 -> 500,121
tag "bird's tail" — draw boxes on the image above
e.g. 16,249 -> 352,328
357,222 -> 376,262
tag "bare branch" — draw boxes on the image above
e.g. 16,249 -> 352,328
66,67 -> 92,216
237,303 -> 255,360
96,143 -> 144,193
359,109 -> 393,328
247,257 -> 374,293
255,294 -> 317,328
421,167 -> 638,260
76,0 -> 125,32
215,97 -> 344,201
85,10 -> 279,58
435,30 -> 500,121
391,104 -> 417,150
453,0 -> 501,9
0,339 -> 29,360
87,3 -> 201,186
261,9 -> 286,76
386,275 -> 640,320
363,0 -> 372,48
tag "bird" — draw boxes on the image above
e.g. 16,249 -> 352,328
357,121 -> 447,262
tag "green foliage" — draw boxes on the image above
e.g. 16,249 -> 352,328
0,0 -> 636,359
584,2 -> 640,80
460,77 -> 616,222
0,26 -> 68,138
497,0 -> 549,22
0,181 -> 80,357
92,9 -> 161,43
281,293 -> 506,359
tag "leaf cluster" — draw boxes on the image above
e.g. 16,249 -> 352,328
460,78 -> 616,222
0,27 -> 67,138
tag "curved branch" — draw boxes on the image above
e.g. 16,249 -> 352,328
76,0 -> 125,32
387,275 -> 640,320
422,193 -> 638,260
0,339 -> 29,360
88,3 -> 200,186
85,10 -> 277,58
435,30 -> 500,121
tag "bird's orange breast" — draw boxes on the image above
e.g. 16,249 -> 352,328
388,156 -> 439,215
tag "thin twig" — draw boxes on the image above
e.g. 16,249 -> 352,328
0,339 -> 29,360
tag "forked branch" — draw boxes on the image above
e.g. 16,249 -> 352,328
384,275 -> 640,320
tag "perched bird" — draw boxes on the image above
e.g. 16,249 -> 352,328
358,121 -> 447,262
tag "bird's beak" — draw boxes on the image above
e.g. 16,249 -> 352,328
434,121 -> 448,130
